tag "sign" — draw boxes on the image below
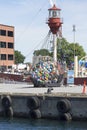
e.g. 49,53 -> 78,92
67,70 -> 74,84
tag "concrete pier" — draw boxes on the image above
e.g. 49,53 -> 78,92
0,83 -> 87,120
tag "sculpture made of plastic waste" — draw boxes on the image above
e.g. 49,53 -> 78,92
30,61 -> 64,87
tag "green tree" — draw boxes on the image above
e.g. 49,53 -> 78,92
33,49 -> 51,56
68,43 -> 86,62
57,38 -> 86,66
33,38 -> 86,67
57,38 -> 69,61
15,50 -> 25,64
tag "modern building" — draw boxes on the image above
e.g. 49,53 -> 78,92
0,24 -> 14,71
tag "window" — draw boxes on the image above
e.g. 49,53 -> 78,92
8,54 -> 13,60
8,31 -> 14,37
0,66 -> 6,72
1,54 -> 6,60
8,42 -> 13,48
0,30 -> 6,36
0,42 -> 6,48
52,11 -> 57,17
8,66 -> 12,69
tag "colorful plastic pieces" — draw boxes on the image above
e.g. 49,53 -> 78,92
30,61 -> 60,84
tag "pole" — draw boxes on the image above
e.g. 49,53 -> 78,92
53,34 -> 57,63
74,56 -> 78,77
73,25 -> 76,57
73,25 -> 77,77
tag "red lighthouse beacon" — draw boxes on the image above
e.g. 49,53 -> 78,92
47,4 -> 63,63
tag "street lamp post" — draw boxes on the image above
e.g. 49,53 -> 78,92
73,25 -> 78,78
73,25 -> 76,57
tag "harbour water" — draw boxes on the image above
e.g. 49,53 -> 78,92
0,118 -> 87,130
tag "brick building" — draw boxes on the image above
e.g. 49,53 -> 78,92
0,24 -> 14,71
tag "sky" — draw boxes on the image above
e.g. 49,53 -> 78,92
0,0 -> 87,62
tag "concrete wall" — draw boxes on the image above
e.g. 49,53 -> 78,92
0,94 -> 87,120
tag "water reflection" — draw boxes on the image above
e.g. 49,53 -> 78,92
0,118 -> 86,130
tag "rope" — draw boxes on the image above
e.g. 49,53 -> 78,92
25,31 -> 51,59
41,30 -> 51,49
15,1 -> 47,43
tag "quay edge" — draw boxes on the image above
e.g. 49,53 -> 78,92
0,84 -> 87,121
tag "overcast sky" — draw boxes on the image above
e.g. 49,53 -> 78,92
0,0 -> 87,62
